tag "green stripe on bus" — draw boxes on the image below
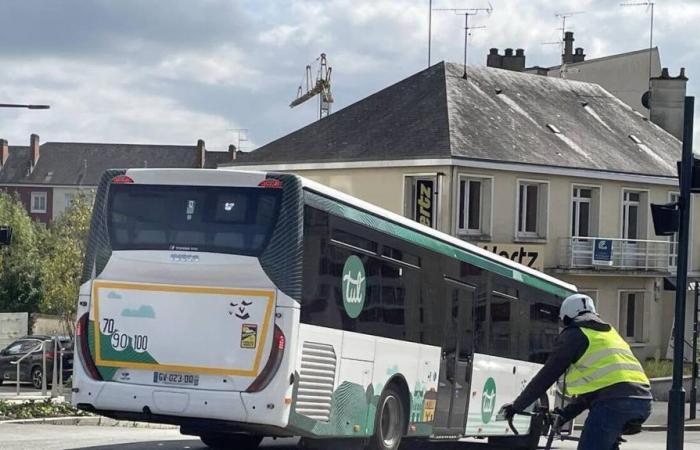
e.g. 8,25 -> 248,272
305,192 -> 574,297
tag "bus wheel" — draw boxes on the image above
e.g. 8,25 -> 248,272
199,433 -> 262,449
369,385 -> 406,450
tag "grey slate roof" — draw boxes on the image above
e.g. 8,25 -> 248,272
0,142 -> 232,186
232,62 -> 680,178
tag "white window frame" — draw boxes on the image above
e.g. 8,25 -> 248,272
669,191 -> 680,269
515,179 -> 549,241
30,191 -> 47,213
456,174 -> 493,238
617,290 -> 647,344
620,188 -> 649,241
570,184 -> 601,238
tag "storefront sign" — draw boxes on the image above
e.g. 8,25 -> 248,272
481,243 -> 544,271
415,179 -> 435,228
593,239 -> 613,266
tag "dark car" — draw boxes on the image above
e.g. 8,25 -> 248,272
0,336 -> 74,389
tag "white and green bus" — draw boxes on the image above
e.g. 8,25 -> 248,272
72,169 -> 576,450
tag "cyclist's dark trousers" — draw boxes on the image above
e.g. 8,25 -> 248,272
578,398 -> 651,450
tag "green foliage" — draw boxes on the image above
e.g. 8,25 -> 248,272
39,193 -> 93,336
0,192 -> 44,313
642,358 -> 693,378
0,399 -> 91,420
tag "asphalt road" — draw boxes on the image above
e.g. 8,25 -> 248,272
1,424 -> 700,450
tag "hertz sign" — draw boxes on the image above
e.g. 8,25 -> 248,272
415,179 -> 435,228
481,243 -> 544,272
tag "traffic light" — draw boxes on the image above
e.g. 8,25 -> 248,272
677,158 -> 700,193
651,202 -> 680,236
0,226 -> 12,246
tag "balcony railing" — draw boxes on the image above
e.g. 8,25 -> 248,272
559,237 -> 677,272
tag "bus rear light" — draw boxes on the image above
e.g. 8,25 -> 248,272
77,313 -> 103,381
246,325 -> 285,393
111,175 -> 134,184
258,178 -> 282,189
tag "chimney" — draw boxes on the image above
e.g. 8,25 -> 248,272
563,31 -> 575,64
573,47 -> 586,63
30,134 -> 40,171
486,48 -> 502,68
196,139 -> 206,168
0,139 -> 8,169
649,67 -> 688,140
228,144 -> 237,161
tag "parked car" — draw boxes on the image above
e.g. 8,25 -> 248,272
0,335 -> 73,389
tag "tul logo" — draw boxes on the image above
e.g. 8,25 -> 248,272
481,377 -> 497,424
342,255 -> 366,318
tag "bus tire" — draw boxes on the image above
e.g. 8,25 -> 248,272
368,385 -> 406,450
199,433 -> 262,449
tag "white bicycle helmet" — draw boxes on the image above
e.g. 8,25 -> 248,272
560,293 -> 597,321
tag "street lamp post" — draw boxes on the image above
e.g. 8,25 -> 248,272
668,96 -> 695,450
0,103 -> 49,109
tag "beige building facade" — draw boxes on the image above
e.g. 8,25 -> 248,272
226,160 -> 695,361
227,62 -> 688,362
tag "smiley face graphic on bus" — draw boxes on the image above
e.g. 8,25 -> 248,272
229,300 -> 253,320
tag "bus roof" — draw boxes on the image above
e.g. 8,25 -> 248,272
299,176 -> 577,298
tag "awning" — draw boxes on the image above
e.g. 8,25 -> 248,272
664,277 -> 700,291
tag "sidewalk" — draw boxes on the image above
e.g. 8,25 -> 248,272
0,384 -> 70,403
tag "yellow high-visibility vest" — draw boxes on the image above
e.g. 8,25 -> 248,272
565,327 -> 649,396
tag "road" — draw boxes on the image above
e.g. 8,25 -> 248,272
1,424 -> 699,450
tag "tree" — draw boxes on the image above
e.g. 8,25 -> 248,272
40,193 -> 93,336
0,192 -> 44,313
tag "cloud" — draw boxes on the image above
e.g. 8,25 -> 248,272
107,291 -> 122,300
121,305 -> 156,319
0,0 -> 697,151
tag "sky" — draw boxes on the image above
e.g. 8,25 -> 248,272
0,0 -> 699,152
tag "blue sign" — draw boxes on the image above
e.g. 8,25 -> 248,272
593,239 -> 613,266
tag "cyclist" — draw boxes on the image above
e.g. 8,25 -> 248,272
501,293 -> 652,449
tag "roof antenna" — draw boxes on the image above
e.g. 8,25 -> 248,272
620,2 -> 655,90
554,11 -> 585,55
434,3 -> 493,80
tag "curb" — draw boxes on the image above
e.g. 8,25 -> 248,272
0,416 -> 177,429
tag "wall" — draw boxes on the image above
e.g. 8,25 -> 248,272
30,313 -> 69,336
51,186 -> 95,220
0,312 -> 29,349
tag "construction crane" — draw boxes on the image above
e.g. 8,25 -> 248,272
290,53 -> 333,120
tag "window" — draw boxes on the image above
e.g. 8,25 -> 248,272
30,192 -> 47,213
404,175 -> 437,229
457,175 -> 492,237
619,291 -> 645,343
622,190 -> 648,241
571,186 -> 600,237
65,193 -> 75,207
516,180 -> 548,239
669,192 -> 680,268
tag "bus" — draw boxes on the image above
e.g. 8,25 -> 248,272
72,168 -> 576,450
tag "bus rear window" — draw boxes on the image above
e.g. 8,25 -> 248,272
107,184 -> 281,255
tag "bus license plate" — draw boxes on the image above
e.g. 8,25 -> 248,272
153,371 -> 199,386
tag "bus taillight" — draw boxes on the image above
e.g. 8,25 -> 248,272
111,175 -> 134,184
258,178 -> 282,189
246,325 -> 285,393
77,313 -> 103,381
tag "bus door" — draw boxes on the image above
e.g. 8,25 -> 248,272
433,280 -> 475,437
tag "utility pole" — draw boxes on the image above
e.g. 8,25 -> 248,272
428,0 -> 432,68
667,96 -> 695,450
433,4 -> 493,80
691,282 -> 699,420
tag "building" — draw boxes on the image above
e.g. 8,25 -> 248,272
489,32 -> 663,122
224,62 -> 696,361
0,135 -> 235,223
